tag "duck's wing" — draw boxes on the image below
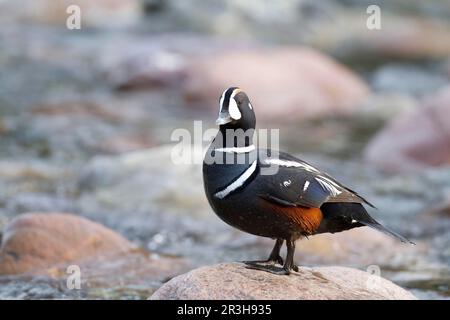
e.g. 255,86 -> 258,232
256,151 -> 415,243
257,151 -> 375,209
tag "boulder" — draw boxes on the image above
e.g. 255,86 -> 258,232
0,212 -> 134,275
0,212 -> 190,298
364,86 -> 450,173
150,262 -> 416,300
182,47 -> 369,121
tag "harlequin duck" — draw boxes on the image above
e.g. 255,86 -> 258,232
203,87 -> 413,275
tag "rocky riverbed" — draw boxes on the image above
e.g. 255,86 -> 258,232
0,0 -> 449,299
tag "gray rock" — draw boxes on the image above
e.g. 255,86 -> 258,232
371,64 -> 449,96
78,145 -> 209,217
358,92 -> 418,121
0,276 -> 85,299
150,262 -> 417,300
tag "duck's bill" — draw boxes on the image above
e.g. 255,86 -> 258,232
215,114 -> 233,125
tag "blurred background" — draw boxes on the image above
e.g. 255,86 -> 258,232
0,0 -> 449,299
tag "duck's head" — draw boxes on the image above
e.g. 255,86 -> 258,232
215,87 -> 256,131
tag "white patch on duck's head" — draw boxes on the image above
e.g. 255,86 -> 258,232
217,87 -> 243,125
228,88 -> 242,120
228,97 -> 241,120
219,88 -> 241,116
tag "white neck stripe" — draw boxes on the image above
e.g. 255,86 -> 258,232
214,160 -> 257,199
214,145 -> 255,153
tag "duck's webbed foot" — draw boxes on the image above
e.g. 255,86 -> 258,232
244,263 -> 291,275
244,239 -> 299,276
243,255 -> 283,266
242,238 -> 284,266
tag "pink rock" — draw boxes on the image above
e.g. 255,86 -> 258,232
0,213 -> 191,296
0,212 -> 134,275
182,47 -> 370,121
364,86 -> 450,173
